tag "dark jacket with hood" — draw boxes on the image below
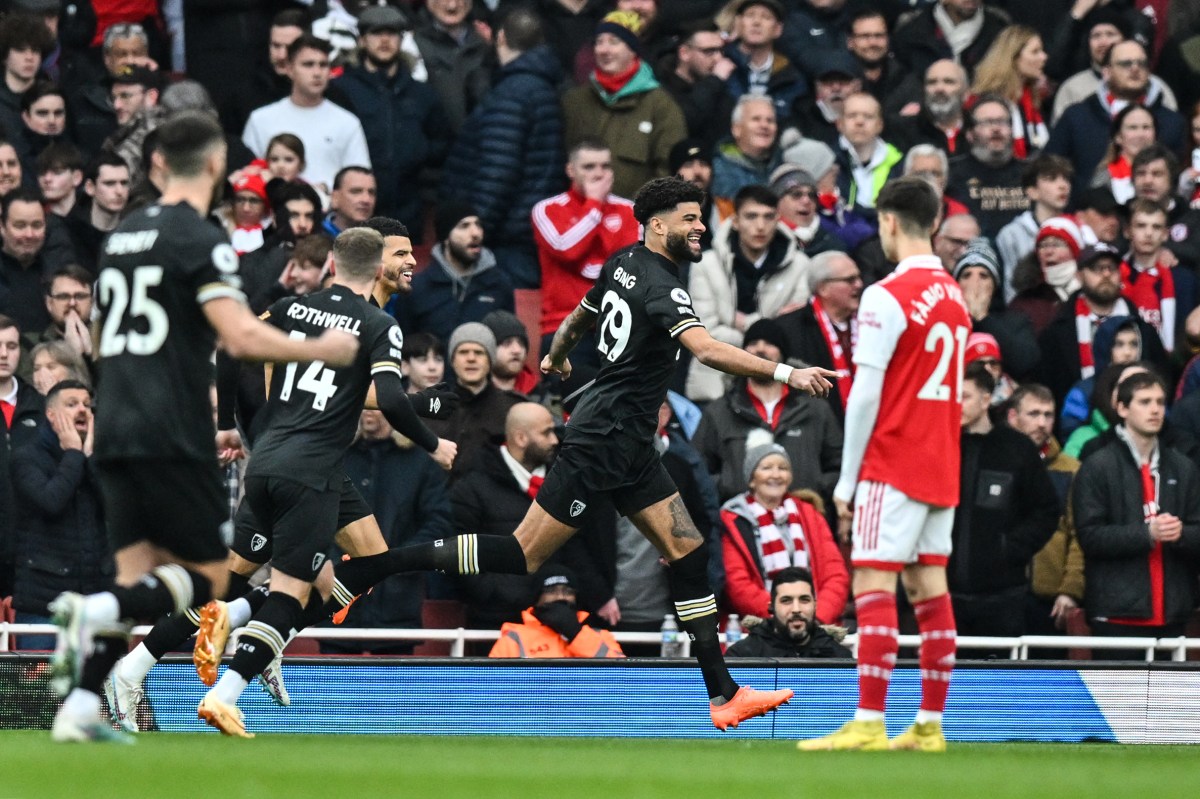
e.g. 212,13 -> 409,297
725,617 -> 851,658
392,244 -> 515,344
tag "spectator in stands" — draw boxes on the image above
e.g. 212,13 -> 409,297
965,331 -> 1017,406
719,431 -> 849,625
441,8 -> 565,290
528,0 -> 611,76
401,332 -> 445,394
488,565 -> 624,659
687,186 -> 811,402
945,94 -> 1030,239
887,59 -> 969,156
561,11 -> 686,200
321,166 -> 376,237
904,144 -> 969,224
789,53 -> 861,149
932,212 -> 980,274
229,9 -> 307,134
10,379 -> 108,651
568,0 -> 675,85
64,152 -> 127,275
1158,15 -> 1200,114
220,172 -> 271,256
394,203 -> 514,345
0,13 -> 53,146
1089,104 -> 1155,206
778,0 -> 853,84
778,131 -> 874,253
68,21 -> 143,156
28,340 -> 87,396
532,138 -> 638,363
36,143 -> 82,221
0,189 -> 57,333
722,0 -> 806,124
31,265 -> 93,364
951,363 -> 1059,639
1050,11 -> 1176,123
954,239 -> 1041,382
1122,199 -> 1197,354
997,155 -> 1075,303
670,139 -> 717,250
1045,39 -> 1186,198
1008,216 -> 1086,336
1059,315 -> 1143,442
776,251 -> 861,424
693,319 -> 841,502
769,165 -> 841,256
428,322 -> 523,482
326,409 -> 453,655
0,315 -> 42,596
1005,384 -> 1086,641
17,81 -> 68,170
833,93 -> 902,216
711,95 -> 782,220
409,0 -> 492,135
482,310 -> 538,397
244,34 -> 371,195
847,9 -> 908,112
1064,361 -> 1145,460
1036,243 -> 1168,410
103,65 -> 163,183
239,185 -> 322,313
1129,146 -> 1200,269
970,26 -> 1049,158
891,0 -> 1008,79
656,19 -> 735,152
1074,371 -> 1200,654
725,566 -> 851,658
1074,185 -> 1122,246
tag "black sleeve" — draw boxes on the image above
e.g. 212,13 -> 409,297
215,350 -> 240,431
373,370 -> 439,453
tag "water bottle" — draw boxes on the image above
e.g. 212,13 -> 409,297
725,614 -> 743,646
660,614 -> 683,657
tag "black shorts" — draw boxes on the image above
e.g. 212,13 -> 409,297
242,475 -> 343,581
537,429 -> 677,525
97,459 -> 230,565
230,476 -> 372,565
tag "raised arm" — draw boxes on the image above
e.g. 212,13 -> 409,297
203,297 -> 358,366
677,326 -> 835,396
540,303 -> 599,379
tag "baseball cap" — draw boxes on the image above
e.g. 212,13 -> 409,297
816,50 -> 862,81
1078,242 -> 1122,270
111,65 -> 163,92
669,139 -> 711,174
735,0 -> 784,21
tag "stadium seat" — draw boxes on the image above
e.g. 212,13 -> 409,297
412,599 -> 466,657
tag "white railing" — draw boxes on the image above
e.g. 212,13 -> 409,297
3,623 -> 1199,661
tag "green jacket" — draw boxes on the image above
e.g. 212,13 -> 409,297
561,61 -> 687,199
1063,409 -> 1110,459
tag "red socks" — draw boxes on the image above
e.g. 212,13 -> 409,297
854,590 -> 899,713
914,593 -> 956,714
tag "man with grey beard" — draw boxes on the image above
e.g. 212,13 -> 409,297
945,94 -> 1030,239
887,59 -> 968,156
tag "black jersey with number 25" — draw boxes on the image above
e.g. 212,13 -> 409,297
570,245 -> 703,442
93,202 -> 245,464
247,285 -> 404,490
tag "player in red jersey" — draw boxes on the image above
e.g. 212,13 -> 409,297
799,177 -> 971,753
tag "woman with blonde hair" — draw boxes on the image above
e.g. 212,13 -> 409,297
971,25 -> 1048,158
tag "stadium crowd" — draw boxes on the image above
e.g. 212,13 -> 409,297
2,0 -> 1200,658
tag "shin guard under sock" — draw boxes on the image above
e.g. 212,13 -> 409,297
914,593 -> 956,715
668,546 -> 737,701
855,590 -> 899,713
110,565 -> 213,620
229,593 -> 302,681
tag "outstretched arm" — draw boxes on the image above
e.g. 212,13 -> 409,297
677,326 -> 836,396
541,303 -> 598,378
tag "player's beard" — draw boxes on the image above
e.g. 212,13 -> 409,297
665,230 -> 701,264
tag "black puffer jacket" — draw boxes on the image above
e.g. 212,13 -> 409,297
725,619 -> 851,659
10,422 -> 111,614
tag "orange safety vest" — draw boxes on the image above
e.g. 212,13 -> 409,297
488,608 -> 625,659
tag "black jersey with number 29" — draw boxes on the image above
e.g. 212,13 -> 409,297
246,285 -> 404,490
569,245 -> 703,442
93,202 -> 245,463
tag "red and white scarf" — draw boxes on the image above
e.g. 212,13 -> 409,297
1121,259 -> 1176,352
1075,295 -> 1132,379
500,444 -> 545,499
1107,156 -> 1133,204
812,296 -> 856,411
1012,88 -> 1047,159
747,494 -> 810,582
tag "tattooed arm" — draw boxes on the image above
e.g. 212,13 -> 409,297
540,303 -> 598,379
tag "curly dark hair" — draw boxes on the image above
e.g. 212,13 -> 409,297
632,176 -> 705,225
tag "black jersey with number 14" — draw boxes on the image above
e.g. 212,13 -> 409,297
93,202 -> 245,464
569,245 -> 703,442
246,285 -> 404,490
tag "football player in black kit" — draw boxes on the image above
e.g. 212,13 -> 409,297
48,111 -> 361,743
337,177 -> 839,730
193,227 -> 455,737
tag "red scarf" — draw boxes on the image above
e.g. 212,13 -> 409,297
1104,92 -> 1146,118
746,384 -> 789,430
0,399 -> 12,429
746,494 -> 810,582
1012,87 -> 1047,159
1075,295 -> 1096,379
1112,461 -> 1165,626
1121,259 -> 1176,352
593,59 -> 640,95
527,474 -> 544,500
812,297 -> 856,411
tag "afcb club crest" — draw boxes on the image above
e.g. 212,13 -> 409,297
250,534 -> 267,552
570,500 -> 587,518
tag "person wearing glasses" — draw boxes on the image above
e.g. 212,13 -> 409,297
769,164 -> 841,256
945,93 -> 1030,240
1045,39 -> 1186,198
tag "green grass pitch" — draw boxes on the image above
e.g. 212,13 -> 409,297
4,731 -> 1196,799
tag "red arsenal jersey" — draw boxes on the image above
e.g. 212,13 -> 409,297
854,255 -> 971,507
